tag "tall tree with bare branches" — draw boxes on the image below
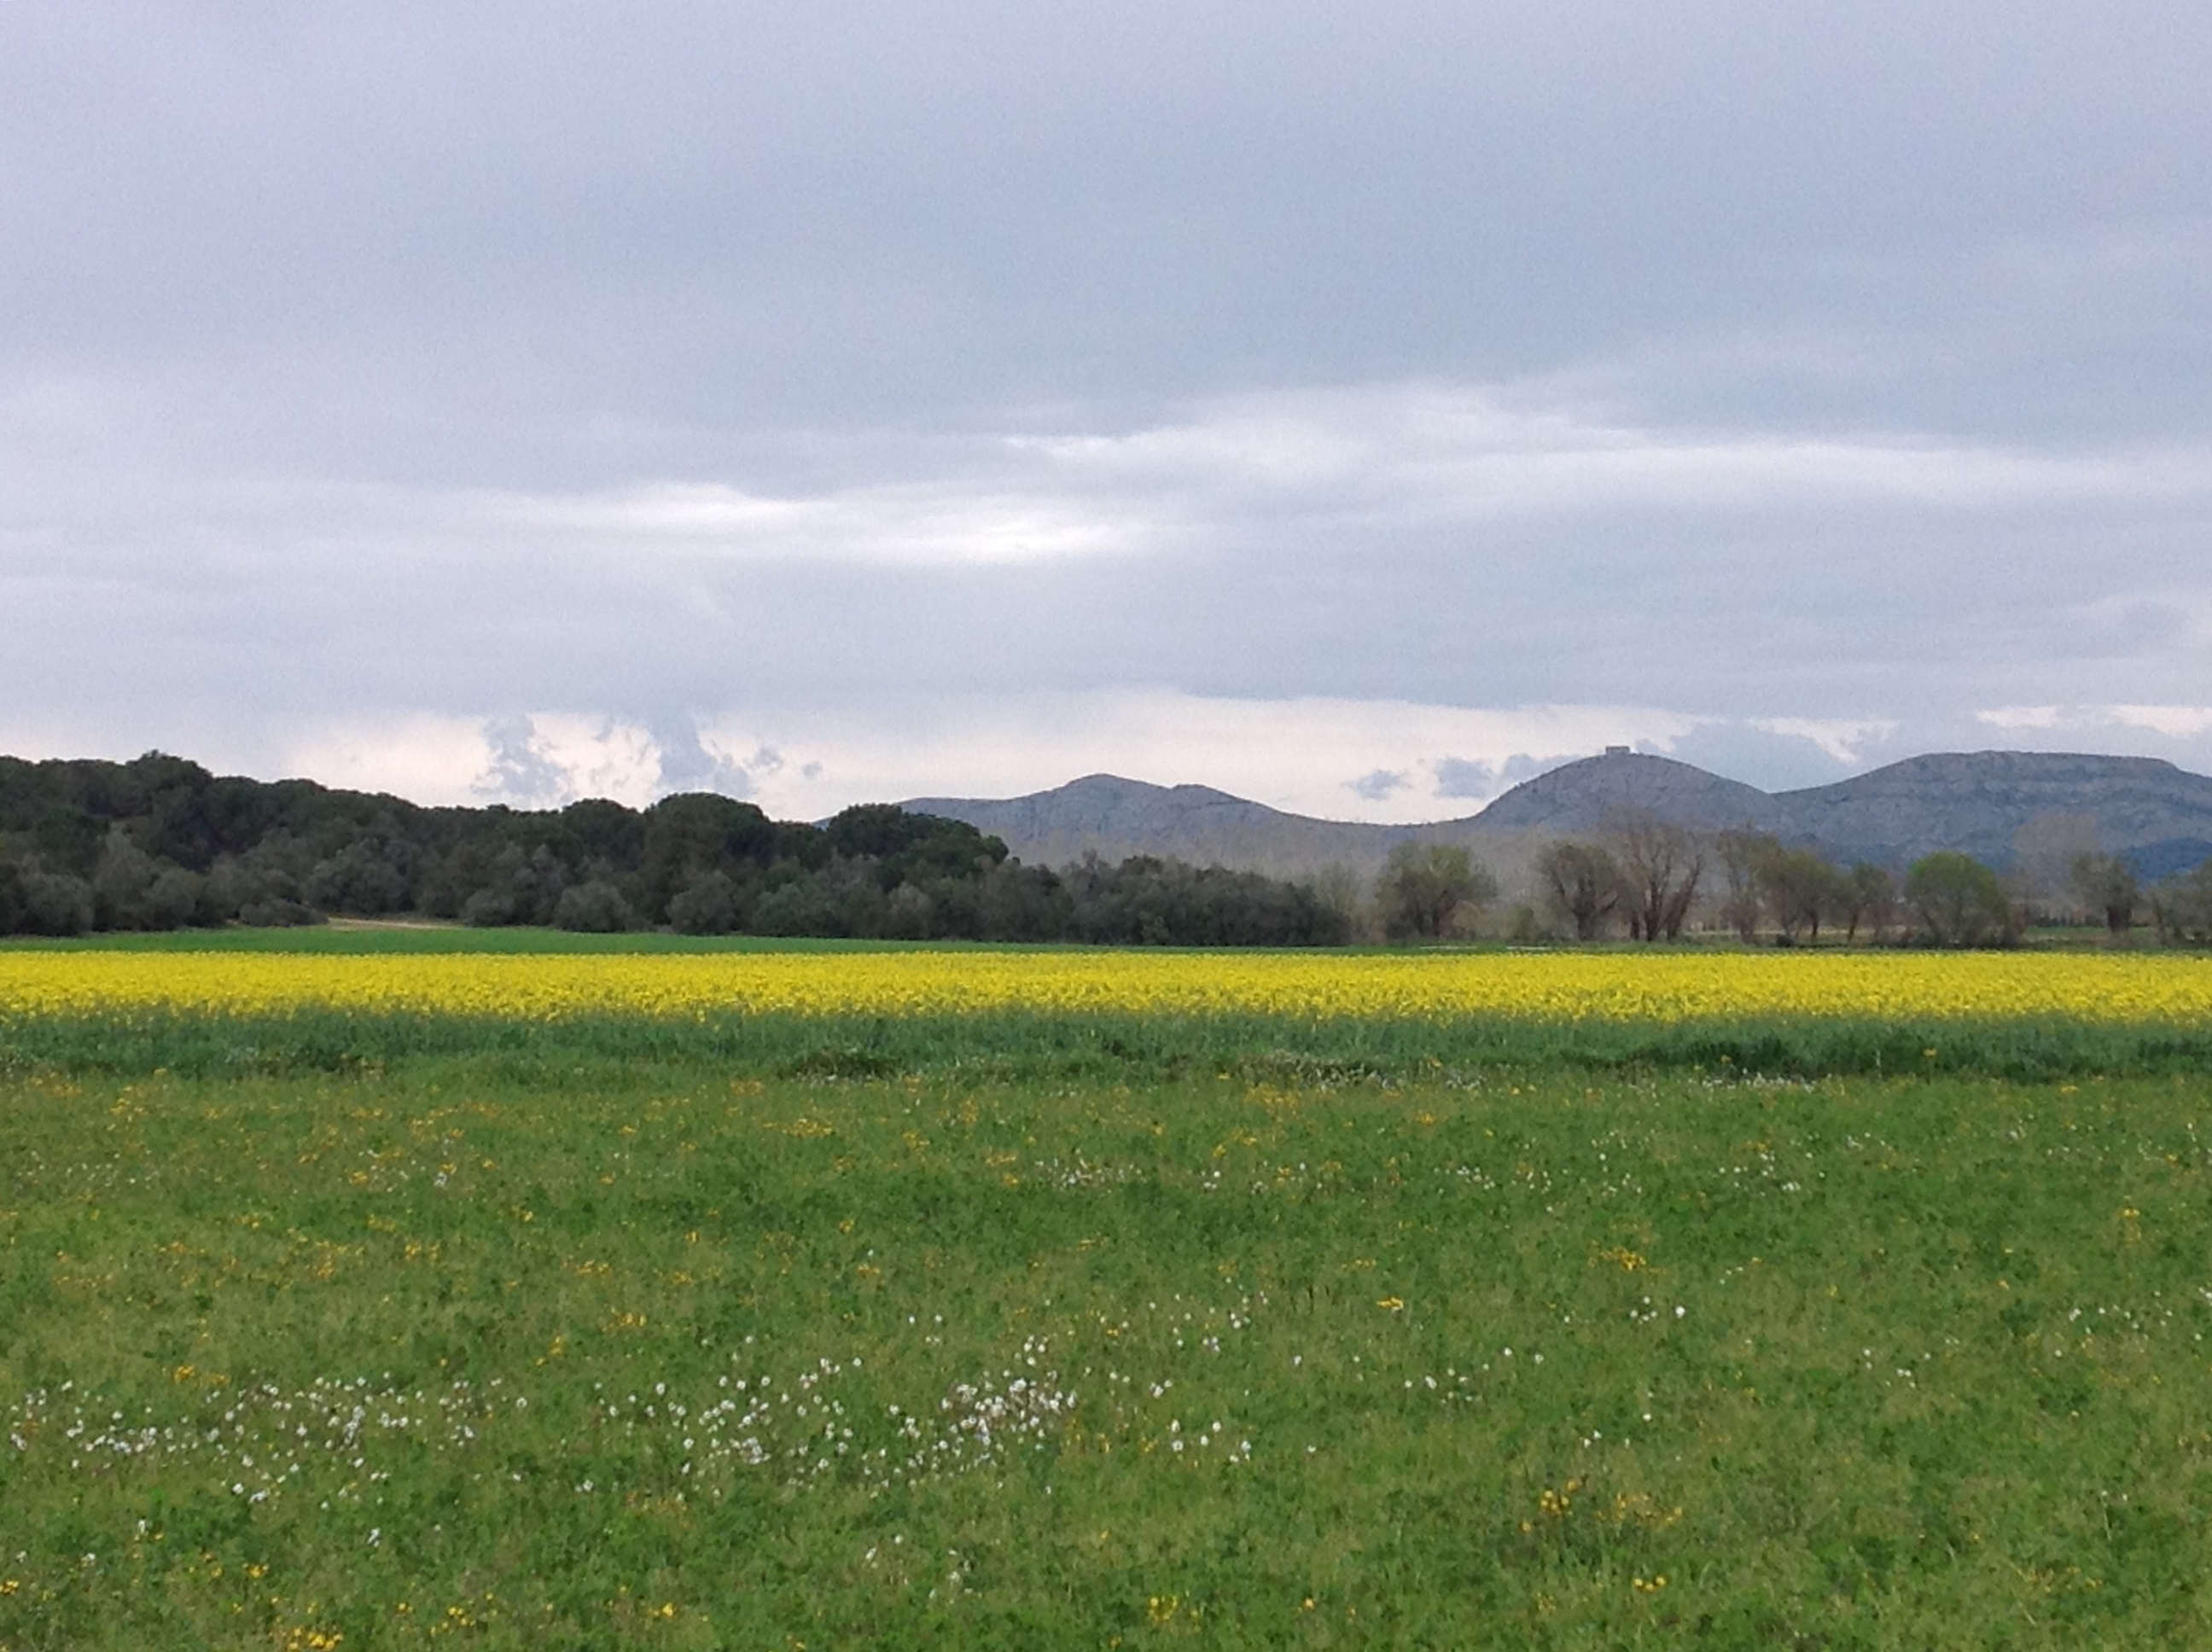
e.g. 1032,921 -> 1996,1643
1603,808 -> 1705,942
1536,840 -> 1626,941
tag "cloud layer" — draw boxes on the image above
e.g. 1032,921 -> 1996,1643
3,3 -> 2210,817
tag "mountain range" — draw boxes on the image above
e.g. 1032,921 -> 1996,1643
905,749 -> 2212,885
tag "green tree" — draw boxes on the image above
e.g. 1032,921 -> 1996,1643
637,793 -> 784,922
305,839 -> 412,916
1905,851 -> 2012,946
750,875 -> 841,937
1375,842 -> 1497,939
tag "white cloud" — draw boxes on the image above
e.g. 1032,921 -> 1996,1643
279,716 -> 507,805
2105,704 -> 2212,740
1977,703 -> 2212,741
1976,706 -> 2068,732
483,481 -> 1136,567
482,716 -> 669,808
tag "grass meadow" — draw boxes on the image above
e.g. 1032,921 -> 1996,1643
3,935 -> 2209,1648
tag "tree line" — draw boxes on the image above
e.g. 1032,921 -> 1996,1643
1369,809 -> 2180,946
1530,811 -> 2173,945
0,753 -> 1348,945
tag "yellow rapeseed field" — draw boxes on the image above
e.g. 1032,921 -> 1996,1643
2,949 -> 2210,1025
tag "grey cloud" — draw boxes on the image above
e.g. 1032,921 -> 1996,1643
7,398 -> 2210,750
1433,758 -> 1493,799
645,716 -> 752,800
1348,769 -> 1408,801
9,3 -> 2210,442
474,715 -> 574,808
4,3 -> 2212,800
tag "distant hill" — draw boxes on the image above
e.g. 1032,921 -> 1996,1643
899,775 -> 1448,881
1775,751 -> 2212,876
901,773 -> 1567,889
905,749 -> 2212,881
1473,752 -> 1789,835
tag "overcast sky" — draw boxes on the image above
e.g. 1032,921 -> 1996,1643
6,1 -> 2211,822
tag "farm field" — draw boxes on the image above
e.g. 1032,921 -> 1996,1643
3,939 -> 2210,1647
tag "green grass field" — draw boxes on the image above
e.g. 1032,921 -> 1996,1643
3,942 -> 2209,1647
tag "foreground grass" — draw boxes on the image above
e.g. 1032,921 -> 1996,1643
3,1049 -> 2209,1648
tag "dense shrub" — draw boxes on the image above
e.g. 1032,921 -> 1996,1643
18,870 -> 94,936
554,880 -> 635,933
667,870 -> 740,935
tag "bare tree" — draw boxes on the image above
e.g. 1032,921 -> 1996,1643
1714,827 -> 1774,942
1842,862 -> 1896,943
1906,851 -> 2013,946
1757,846 -> 1846,943
1301,863 -> 1368,939
2013,813 -> 2101,922
1604,809 -> 1704,942
2069,852 -> 2138,938
1375,842 -> 1498,939
1536,840 -> 1626,941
